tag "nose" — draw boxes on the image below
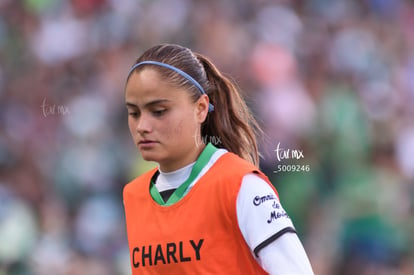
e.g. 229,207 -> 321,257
136,113 -> 152,135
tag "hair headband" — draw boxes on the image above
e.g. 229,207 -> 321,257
128,61 -> 214,112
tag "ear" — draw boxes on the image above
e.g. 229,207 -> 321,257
194,94 -> 209,123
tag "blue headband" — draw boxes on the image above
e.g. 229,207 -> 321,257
128,61 -> 214,112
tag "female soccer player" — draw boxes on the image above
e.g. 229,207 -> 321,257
123,44 -> 314,274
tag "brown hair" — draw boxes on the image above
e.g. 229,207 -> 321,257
128,44 -> 261,166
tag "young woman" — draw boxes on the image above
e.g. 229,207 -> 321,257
123,44 -> 314,274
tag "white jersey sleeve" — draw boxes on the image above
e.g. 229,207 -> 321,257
236,173 -> 314,275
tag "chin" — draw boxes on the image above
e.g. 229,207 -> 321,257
140,152 -> 157,162
139,150 -> 166,164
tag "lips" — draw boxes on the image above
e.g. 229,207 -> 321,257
138,140 -> 157,144
137,140 -> 159,149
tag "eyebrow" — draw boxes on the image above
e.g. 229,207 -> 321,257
125,99 -> 172,109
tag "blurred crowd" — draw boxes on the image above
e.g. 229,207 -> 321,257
1,0 -> 413,274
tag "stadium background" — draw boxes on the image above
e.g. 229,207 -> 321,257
1,0 -> 413,274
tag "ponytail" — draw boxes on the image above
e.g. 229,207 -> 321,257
196,53 -> 261,166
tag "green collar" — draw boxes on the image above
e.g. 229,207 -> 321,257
150,143 -> 218,206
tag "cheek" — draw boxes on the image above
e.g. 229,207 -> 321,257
161,114 -> 193,141
128,119 -> 137,139
173,119 -> 184,135
156,105 -> 199,142
173,116 -> 198,142
160,117 -> 183,141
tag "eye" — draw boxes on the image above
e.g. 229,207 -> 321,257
152,109 -> 167,117
128,111 -> 139,118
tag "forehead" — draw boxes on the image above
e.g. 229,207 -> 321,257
125,69 -> 189,106
126,69 -> 168,94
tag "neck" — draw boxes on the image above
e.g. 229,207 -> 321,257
159,143 -> 206,172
